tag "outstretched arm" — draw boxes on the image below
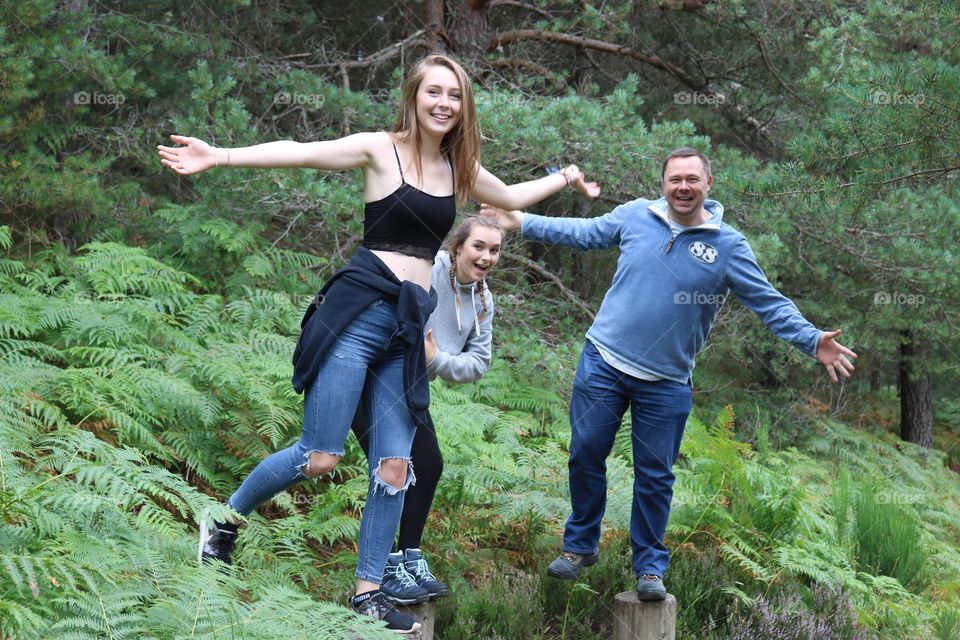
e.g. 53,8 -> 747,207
157,132 -> 383,175
816,329 -> 857,383
480,202 -> 627,251
471,164 -> 600,210
726,239 -> 857,384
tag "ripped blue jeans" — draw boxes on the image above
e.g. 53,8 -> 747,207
227,298 -> 417,582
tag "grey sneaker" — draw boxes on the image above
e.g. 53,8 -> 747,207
403,548 -> 449,599
351,590 -> 421,634
635,574 -> 667,600
547,550 -> 599,580
380,552 -> 430,605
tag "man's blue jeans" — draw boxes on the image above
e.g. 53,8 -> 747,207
228,299 -> 417,583
562,340 -> 692,578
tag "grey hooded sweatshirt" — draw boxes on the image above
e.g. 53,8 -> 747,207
426,250 -> 495,383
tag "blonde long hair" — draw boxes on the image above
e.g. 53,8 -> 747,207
392,54 -> 480,207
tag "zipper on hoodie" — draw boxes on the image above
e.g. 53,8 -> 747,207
650,201 -> 721,254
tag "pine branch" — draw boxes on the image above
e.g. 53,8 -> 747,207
503,250 -> 595,320
307,30 -> 428,70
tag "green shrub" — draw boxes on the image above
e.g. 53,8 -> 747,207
435,569 -> 548,640
669,545 -> 744,638
935,605 -> 960,640
855,485 -> 930,592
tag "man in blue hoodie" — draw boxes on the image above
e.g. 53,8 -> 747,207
481,147 -> 856,600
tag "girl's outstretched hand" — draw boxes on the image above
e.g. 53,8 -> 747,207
564,165 -> 601,198
157,135 -> 218,175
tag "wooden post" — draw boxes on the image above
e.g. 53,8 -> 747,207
613,592 -> 676,640
399,600 -> 436,640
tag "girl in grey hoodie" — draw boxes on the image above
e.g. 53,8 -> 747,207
353,215 -> 502,603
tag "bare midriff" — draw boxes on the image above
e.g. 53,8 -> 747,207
370,250 -> 434,291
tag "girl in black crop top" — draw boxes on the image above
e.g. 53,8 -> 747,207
158,53 -> 598,634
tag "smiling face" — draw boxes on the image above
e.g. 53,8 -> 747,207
662,155 -> 713,225
415,65 -> 462,139
454,225 -> 502,283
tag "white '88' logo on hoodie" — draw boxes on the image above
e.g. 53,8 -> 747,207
689,241 -> 718,264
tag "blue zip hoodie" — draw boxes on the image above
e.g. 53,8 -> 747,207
522,197 -> 822,383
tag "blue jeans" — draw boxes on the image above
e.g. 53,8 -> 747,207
563,340 -> 691,578
228,299 -> 418,582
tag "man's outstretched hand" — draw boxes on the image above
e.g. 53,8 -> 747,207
478,203 -> 523,231
817,329 -> 857,383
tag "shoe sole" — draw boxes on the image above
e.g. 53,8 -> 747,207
547,567 -> 580,580
382,593 -> 431,605
427,588 -> 450,599
387,621 -> 421,634
636,591 -> 667,601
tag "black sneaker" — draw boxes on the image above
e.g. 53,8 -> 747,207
198,517 -> 238,566
380,552 -> 430,604
546,550 -> 599,580
403,548 -> 449,599
351,590 -> 421,635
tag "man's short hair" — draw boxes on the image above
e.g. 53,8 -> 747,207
661,147 -> 712,179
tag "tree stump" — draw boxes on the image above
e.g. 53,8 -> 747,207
613,592 -> 676,640
398,600 -> 436,640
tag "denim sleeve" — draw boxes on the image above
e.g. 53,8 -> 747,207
520,203 -> 630,250
724,238 -> 822,358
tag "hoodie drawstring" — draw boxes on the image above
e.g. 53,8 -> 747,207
453,281 -> 482,335
470,286 -> 480,335
455,288 -> 462,333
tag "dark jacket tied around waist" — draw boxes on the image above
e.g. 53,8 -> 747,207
291,247 -> 439,429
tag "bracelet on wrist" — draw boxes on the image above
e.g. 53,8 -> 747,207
547,165 -> 572,187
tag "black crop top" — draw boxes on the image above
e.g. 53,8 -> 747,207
362,144 -> 457,260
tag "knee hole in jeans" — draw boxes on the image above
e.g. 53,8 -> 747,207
301,451 -> 340,478
372,457 -> 416,493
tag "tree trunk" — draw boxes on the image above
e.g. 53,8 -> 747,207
450,0 -> 492,62
898,330 -> 933,448
424,0 -> 447,53
869,354 -> 882,392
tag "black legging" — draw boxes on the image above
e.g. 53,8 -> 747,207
351,405 -> 443,551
